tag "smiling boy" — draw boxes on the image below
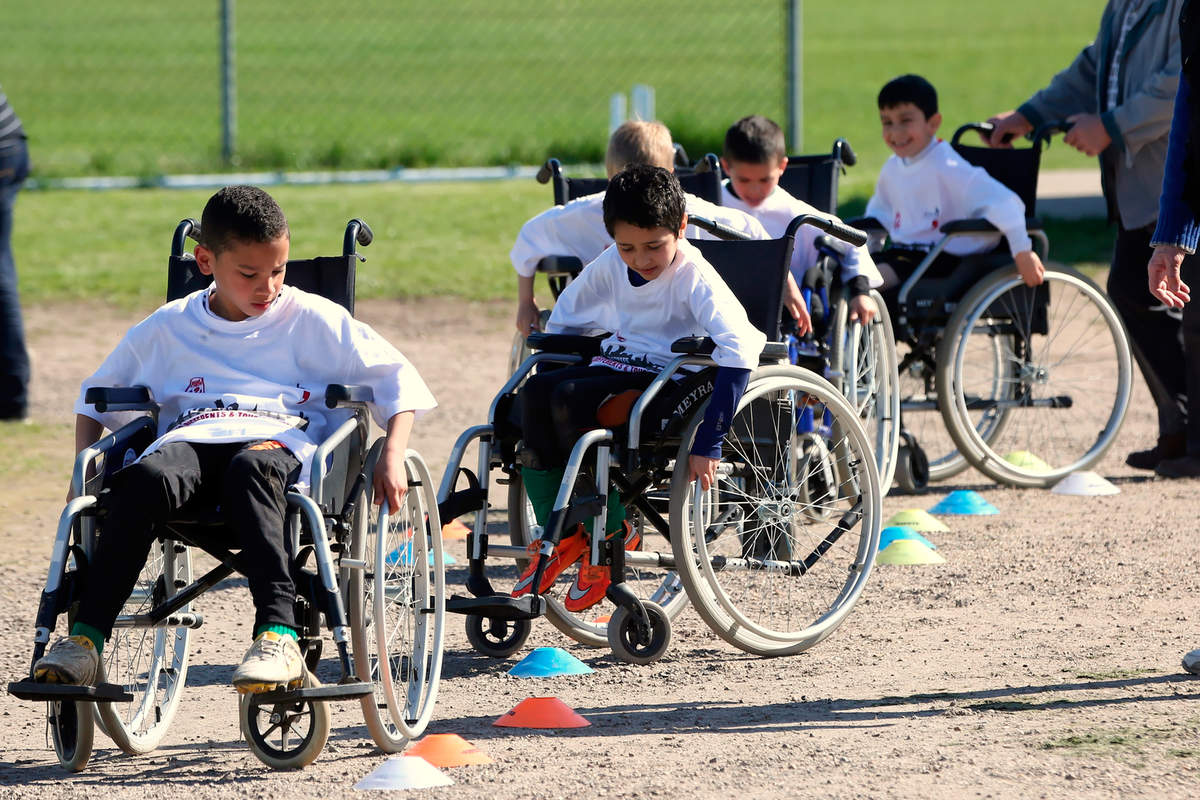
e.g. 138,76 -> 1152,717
32,186 -> 436,693
511,165 -> 765,611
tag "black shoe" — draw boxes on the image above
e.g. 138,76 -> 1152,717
1155,456 -> 1200,478
1126,434 -> 1186,470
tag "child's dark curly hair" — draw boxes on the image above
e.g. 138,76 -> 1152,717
200,185 -> 290,255
602,165 -> 686,236
877,74 -> 938,119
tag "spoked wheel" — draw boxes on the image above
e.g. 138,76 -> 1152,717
48,698 -> 94,772
240,671 -> 330,770
894,432 -> 930,493
669,365 -> 881,656
897,342 -> 970,482
465,614 -> 532,658
507,473 -> 687,648
937,266 -> 1132,487
349,449 -> 446,751
606,601 -> 672,665
506,309 -> 553,377
831,290 -> 901,492
97,538 -> 192,755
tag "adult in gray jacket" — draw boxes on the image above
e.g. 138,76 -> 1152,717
986,0 -> 1187,474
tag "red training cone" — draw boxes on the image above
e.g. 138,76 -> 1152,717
406,733 -> 494,767
493,696 -> 590,729
442,518 -> 471,540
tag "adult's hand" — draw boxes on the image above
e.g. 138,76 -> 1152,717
1148,245 -> 1191,308
1064,113 -> 1112,156
985,110 -> 1032,148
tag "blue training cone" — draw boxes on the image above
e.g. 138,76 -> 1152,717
508,647 -> 594,678
929,490 -> 998,516
386,542 -> 457,566
878,525 -> 937,551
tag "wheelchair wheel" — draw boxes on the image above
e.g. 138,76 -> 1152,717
465,614 -> 531,658
241,670 -> 330,770
669,365 -> 881,657
606,600 -> 672,665
349,450 -> 446,751
507,472 -> 687,649
830,290 -> 901,492
937,266 -> 1132,487
49,698 -> 94,772
97,538 -> 192,755
506,309 -> 553,377
897,341 -> 971,482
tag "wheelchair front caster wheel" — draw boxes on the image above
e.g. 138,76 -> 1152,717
241,672 -> 330,770
49,699 -> 94,772
894,433 -> 929,494
465,614 -> 531,658
607,601 -> 671,665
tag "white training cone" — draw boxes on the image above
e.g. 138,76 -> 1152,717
1051,470 -> 1120,496
354,755 -> 455,790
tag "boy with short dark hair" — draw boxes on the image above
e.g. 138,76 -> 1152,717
510,120 -> 810,337
721,114 -> 883,323
866,74 -> 1045,290
33,185 -> 436,693
512,165 -> 766,611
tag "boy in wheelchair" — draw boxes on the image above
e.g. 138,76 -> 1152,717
511,165 -> 765,611
720,114 -> 883,327
33,185 -> 435,693
866,73 -> 1046,313
510,119 -> 810,338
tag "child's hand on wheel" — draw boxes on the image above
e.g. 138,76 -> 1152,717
1015,250 -> 1045,287
688,454 -> 720,492
784,274 -> 812,336
849,293 -> 878,325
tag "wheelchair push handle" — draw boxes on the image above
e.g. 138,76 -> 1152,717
172,218 -> 201,258
687,214 -> 755,241
536,158 -> 562,185
343,218 -> 373,255
786,214 -> 869,249
832,137 -> 857,167
954,120 -> 1073,148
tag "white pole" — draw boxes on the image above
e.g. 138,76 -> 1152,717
786,0 -> 802,153
609,92 -> 628,136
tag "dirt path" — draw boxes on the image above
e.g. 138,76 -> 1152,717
2,299 -> 1199,799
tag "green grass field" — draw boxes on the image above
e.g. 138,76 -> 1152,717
4,0 -> 1101,178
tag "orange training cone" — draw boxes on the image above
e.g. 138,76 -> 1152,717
493,696 -> 591,729
406,733 -> 494,767
442,518 -> 471,540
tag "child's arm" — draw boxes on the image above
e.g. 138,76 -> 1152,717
965,170 -> 1043,286
67,414 -> 105,500
372,411 -> 414,512
783,273 -> 811,335
688,367 -> 750,491
516,275 -> 542,335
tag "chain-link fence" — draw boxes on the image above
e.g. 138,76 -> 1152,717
4,1 -> 787,178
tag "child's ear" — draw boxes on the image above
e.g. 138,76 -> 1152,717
194,244 -> 215,276
928,112 -> 943,133
777,156 -> 789,172
677,213 -> 689,239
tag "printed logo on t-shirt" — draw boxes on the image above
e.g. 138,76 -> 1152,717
893,212 -> 901,230
185,376 -> 206,394
924,206 -> 941,230
296,384 -> 311,404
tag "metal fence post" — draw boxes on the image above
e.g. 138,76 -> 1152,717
220,0 -> 236,164
786,0 -> 802,153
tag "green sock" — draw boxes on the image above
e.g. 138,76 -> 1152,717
254,623 -> 298,641
604,487 -> 627,537
520,466 -> 564,529
70,622 -> 105,655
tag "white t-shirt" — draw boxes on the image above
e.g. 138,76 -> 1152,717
865,139 -> 1033,257
546,238 -> 766,373
509,191 -> 770,278
76,285 -> 437,488
721,183 -> 883,288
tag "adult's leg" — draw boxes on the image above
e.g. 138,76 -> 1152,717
1106,225 -> 1188,450
220,441 -> 302,635
75,442 -> 210,639
0,138 -> 30,419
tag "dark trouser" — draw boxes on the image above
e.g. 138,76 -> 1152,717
520,365 -> 656,469
0,137 -> 30,418
1106,225 -> 1200,454
76,440 -> 302,639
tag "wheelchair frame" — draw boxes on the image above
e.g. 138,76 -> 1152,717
9,219 -> 446,771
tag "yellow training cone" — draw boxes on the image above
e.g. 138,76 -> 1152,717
1004,451 -> 1051,473
876,539 -> 946,565
885,509 -> 950,532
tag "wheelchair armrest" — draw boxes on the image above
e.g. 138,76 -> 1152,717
526,332 -> 604,356
939,219 -> 999,235
535,255 -> 584,276
325,384 -> 374,409
670,336 -> 715,355
760,342 -> 790,361
846,217 -> 886,233
85,386 -> 156,413
1025,216 -> 1043,233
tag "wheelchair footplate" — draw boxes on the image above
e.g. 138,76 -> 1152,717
8,680 -> 133,703
446,593 -> 544,620
249,679 -> 373,703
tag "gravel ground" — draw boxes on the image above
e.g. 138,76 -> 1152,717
2,298 -> 1199,800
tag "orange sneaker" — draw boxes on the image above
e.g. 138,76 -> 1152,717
511,525 -> 588,597
562,522 -> 641,612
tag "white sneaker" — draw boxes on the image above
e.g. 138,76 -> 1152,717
33,635 -> 99,686
231,631 -> 304,694
1183,649 -> 1200,676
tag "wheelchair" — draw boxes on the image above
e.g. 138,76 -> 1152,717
855,122 -> 1132,490
8,219 -> 445,771
507,153 -> 727,375
439,213 -> 882,663
778,138 -> 902,492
